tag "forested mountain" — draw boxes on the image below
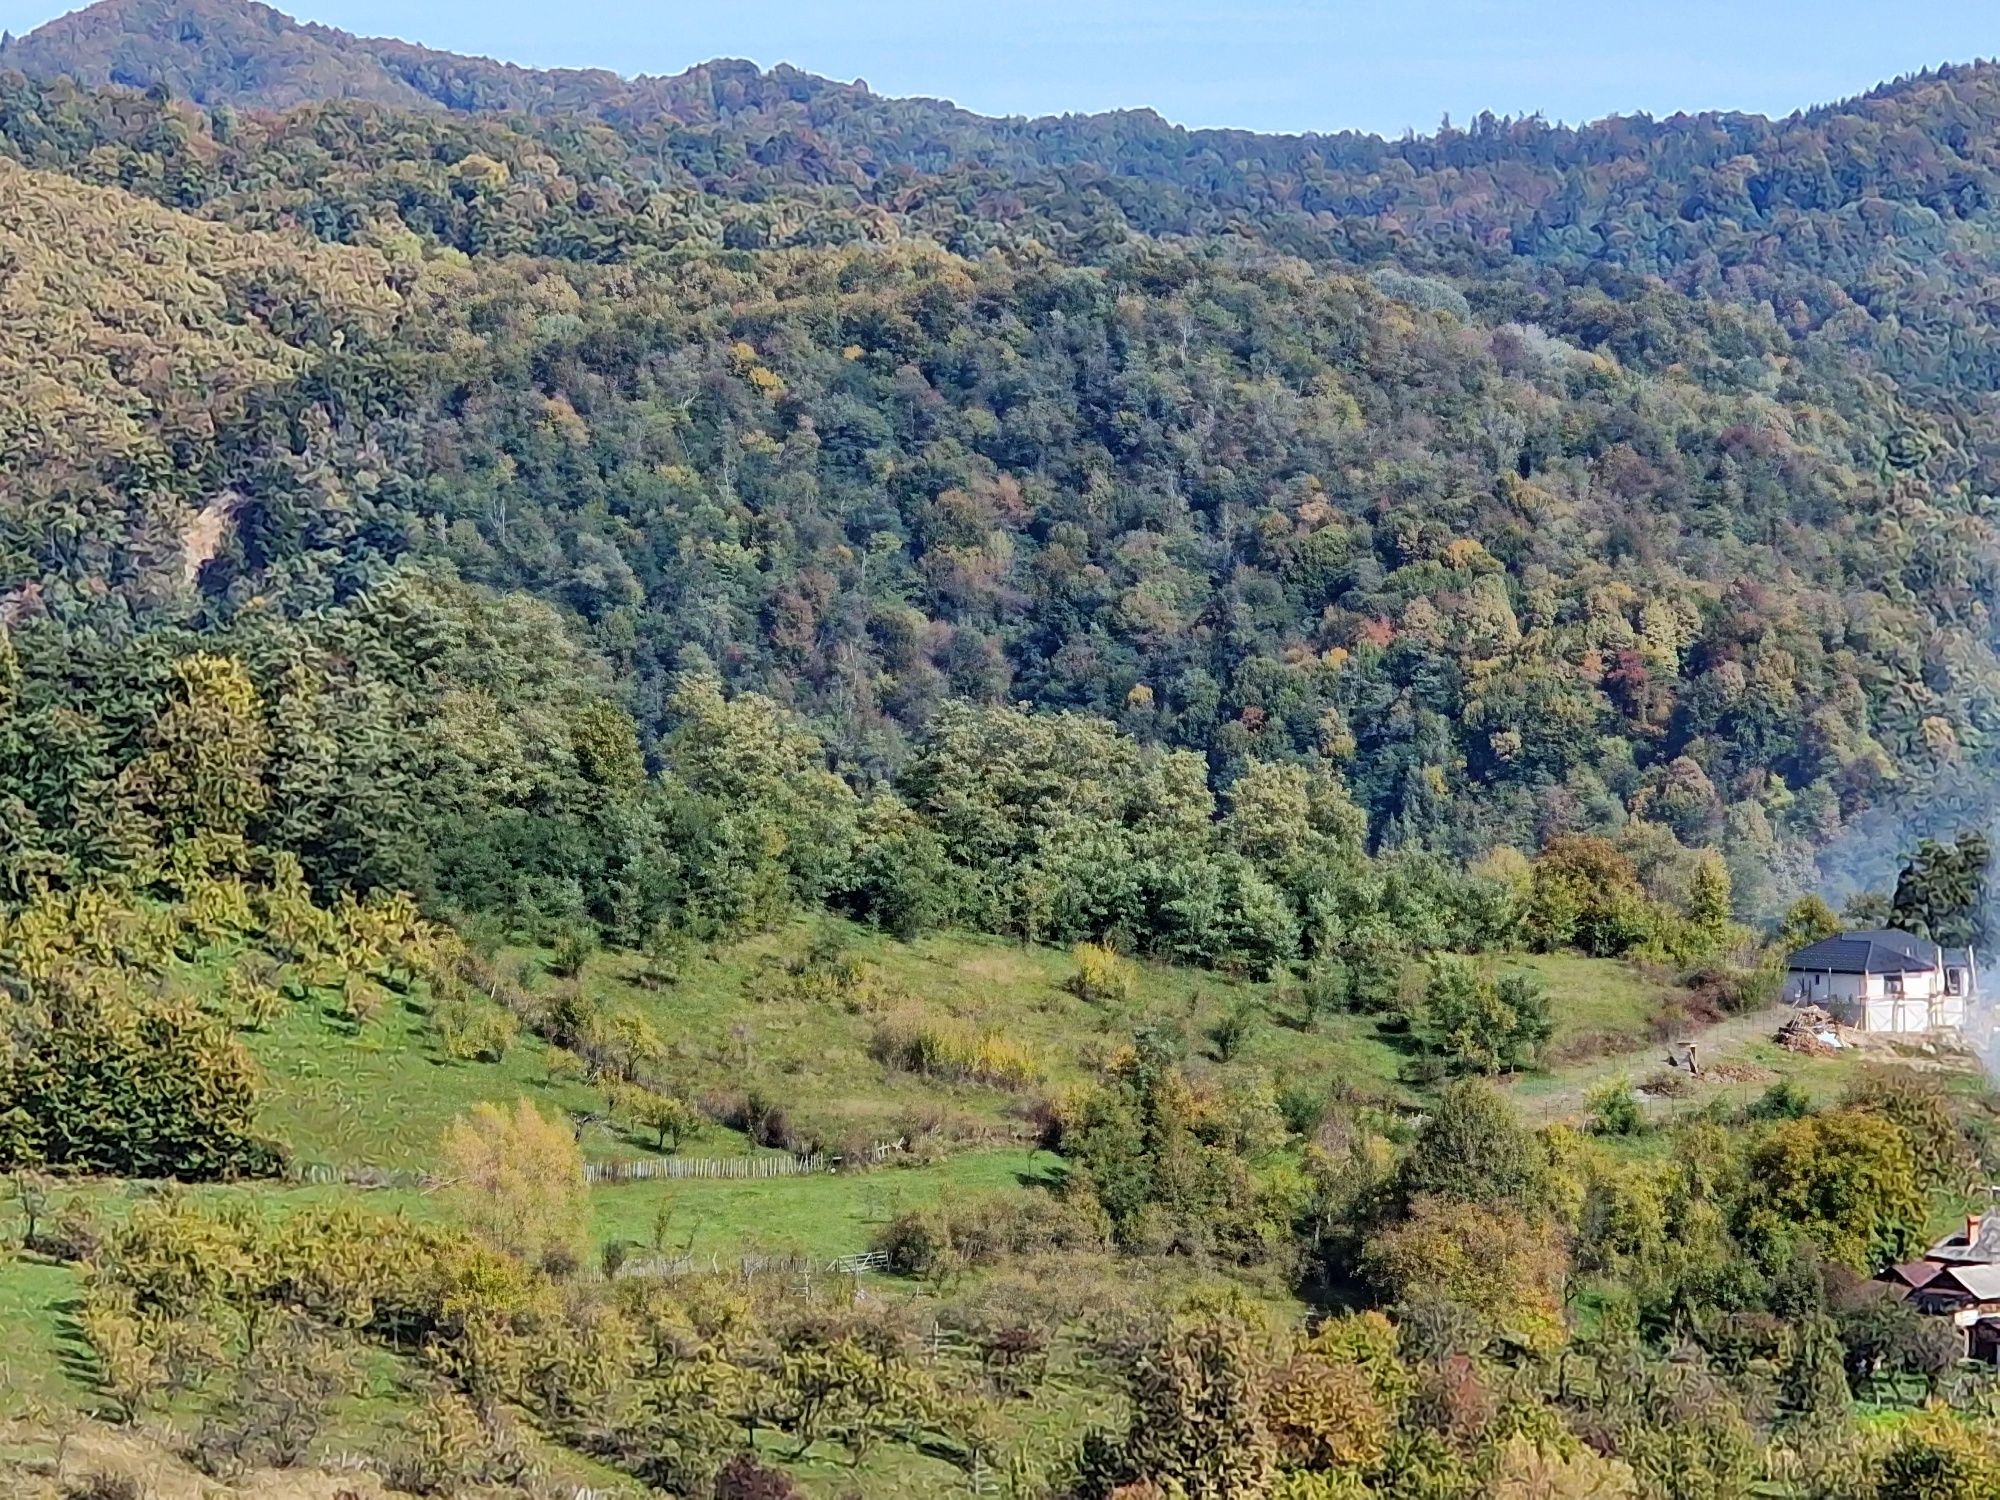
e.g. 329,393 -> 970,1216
5,3 -> 2000,921
13,8 -> 2000,1499
0,0 -> 630,111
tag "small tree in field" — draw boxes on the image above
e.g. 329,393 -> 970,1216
442,1099 -> 589,1270
613,1086 -> 702,1152
1424,958 -> 1551,1075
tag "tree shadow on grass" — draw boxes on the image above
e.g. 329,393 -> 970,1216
1013,1158 -> 1065,1192
49,1296 -> 112,1417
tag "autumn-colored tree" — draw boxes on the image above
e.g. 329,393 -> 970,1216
1740,1108 -> 1927,1271
125,653 -> 272,845
441,1098 -> 590,1270
1121,1315 -> 1276,1500
1262,1312 -> 1410,1475
1360,1196 -> 1569,1357
1490,1433 -> 1637,1500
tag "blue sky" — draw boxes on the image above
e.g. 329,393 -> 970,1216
4,0 -> 1998,136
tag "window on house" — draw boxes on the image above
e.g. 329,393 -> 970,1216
1885,974 -> 1904,997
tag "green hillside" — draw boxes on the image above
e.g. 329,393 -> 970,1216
1,5 -> 2000,1496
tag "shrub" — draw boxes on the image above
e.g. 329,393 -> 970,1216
875,1210 -> 953,1277
549,924 -> 596,978
1587,1078 -> 1645,1137
1682,965 -> 1782,1021
1640,1067 -> 1694,1100
1747,1080 -> 1813,1122
1276,1080 -> 1333,1138
872,1190 -> 1111,1276
1068,942 -> 1138,1005
715,1453 -> 806,1500
871,1013 -> 1044,1089
771,929 -> 878,1008
731,1089 -> 811,1152
1209,1003 -> 1259,1062
387,1388 -> 531,1496
63,1475 -> 143,1500
432,997 -> 519,1062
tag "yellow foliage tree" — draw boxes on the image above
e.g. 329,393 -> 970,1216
126,652 -> 271,845
441,1099 -> 590,1271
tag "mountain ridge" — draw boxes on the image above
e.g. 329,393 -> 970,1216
8,0 -> 1995,145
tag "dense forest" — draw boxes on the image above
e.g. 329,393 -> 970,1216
5,3 -> 2000,1497
5,8 -> 2000,907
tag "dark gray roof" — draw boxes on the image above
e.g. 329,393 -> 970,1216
1930,1214 -> 2000,1265
1787,929 -> 1939,976
1847,929 -> 1942,963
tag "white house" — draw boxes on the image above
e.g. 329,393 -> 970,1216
1783,928 -> 1974,1034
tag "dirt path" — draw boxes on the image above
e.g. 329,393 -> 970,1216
1507,1004 -> 1792,1125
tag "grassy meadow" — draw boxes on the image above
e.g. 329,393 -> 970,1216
0,915 -> 1942,1495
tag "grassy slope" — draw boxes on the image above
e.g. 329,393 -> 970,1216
0,918 -> 1702,1491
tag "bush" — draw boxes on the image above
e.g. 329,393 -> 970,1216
549,924 -> 596,978
872,1190 -> 1111,1277
432,997 -> 519,1062
1068,942 -> 1138,1005
386,1388 -> 532,1496
1639,1067 -> 1695,1100
1682,965 -> 1782,1022
1587,1078 -> 1645,1136
875,1210 -> 953,1277
726,1089 -> 813,1152
63,1475 -> 143,1500
871,1013 -> 1043,1089
715,1453 -> 806,1500
1276,1080 -> 1332,1138
1747,1080 -> 1814,1121
1209,1003 -> 1259,1062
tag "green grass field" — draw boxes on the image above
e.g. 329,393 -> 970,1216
0,917 -> 1719,1494
591,1146 -> 1062,1262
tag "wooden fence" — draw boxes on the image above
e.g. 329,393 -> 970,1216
286,1162 -> 429,1191
584,1138 -> 906,1184
586,1152 -> 826,1183
616,1247 -> 892,1280
287,1138 -> 908,1191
